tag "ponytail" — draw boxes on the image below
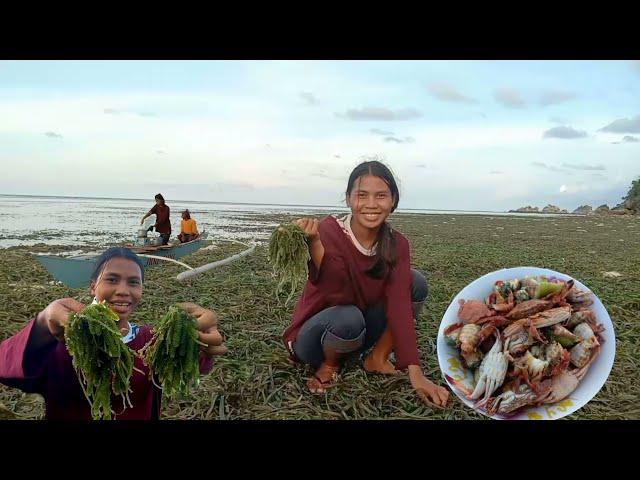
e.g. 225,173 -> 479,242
366,221 -> 396,279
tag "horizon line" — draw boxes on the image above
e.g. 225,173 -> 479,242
4,193 -> 612,214
0,193 -> 516,214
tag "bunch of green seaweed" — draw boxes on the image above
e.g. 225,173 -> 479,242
268,223 -> 310,305
141,305 -> 203,397
64,302 -> 135,420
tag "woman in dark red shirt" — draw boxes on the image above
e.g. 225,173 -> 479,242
283,160 -> 449,407
141,193 -> 171,245
0,247 -> 227,420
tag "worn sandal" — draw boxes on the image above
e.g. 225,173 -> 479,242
307,364 -> 340,394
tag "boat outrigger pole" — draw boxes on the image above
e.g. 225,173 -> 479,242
141,240 -> 258,282
136,254 -> 194,271
176,242 -> 256,281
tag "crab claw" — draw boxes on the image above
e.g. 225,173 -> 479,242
528,323 -> 547,343
444,374 -> 474,397
444,322 -> 464,335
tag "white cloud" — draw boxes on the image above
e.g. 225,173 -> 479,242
370,128 -> 394,136
559,183 -> 592,194
339,107 -> 422,121
384,136 -> 415,144
543,126 -> 588,139
561,162 -> 605,171
539,90 -> 576,106
599,115 -> 640,133
494,88 -> 526,108
300,92 -> 318,105
408,125 -> 542,150
427,83 -> 476,103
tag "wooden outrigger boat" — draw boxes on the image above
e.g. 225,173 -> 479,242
35,234 -> 208,288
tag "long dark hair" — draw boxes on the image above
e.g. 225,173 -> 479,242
155,193 -> 165,205
182,209 -> 191,220
346,160 -> 400,279
91,247 -> 145,283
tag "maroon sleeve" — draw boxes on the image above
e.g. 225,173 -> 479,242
0,319 -> 52,392
306,218 -> 351,297
308,252 -> 347,286
307,253 -> 322,284
307,217 -> 333,284
384,235 -> 420,370
150,205 -> 158,215
199,354 -> 214,375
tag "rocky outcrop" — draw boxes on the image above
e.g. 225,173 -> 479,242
509,206 -> 540,213
572,205 -> 593,215
509,202 -> 638,215
541,204 -> 568,214
621,198 -> 640,213
610,205 -> 633,215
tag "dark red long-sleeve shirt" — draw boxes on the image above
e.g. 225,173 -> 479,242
0,318 -> 214,420
283,216 -> 420,370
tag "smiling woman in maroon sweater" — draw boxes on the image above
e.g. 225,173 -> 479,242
283,160 -> 450,407
0,247 -> 228,420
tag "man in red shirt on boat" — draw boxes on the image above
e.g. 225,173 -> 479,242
141,194 -> 171,245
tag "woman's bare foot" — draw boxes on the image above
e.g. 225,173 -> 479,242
307,362 -> 340,394
363,353 -> 401,375
363,326 -> 401,375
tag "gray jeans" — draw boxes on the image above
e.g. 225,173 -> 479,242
292,269 -> 429,368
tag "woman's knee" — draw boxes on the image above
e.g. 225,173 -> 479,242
321,305 -> 366,353
411,269 -> 429,302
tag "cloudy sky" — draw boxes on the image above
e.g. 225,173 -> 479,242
1,60 -> 639,211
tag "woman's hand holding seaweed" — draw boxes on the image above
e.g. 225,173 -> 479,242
294,218 -> 320,242
294,218 -> 324,269
39,298 -> 85,341
178,302 -> 228,357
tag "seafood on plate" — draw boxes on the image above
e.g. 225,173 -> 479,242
444,275 -> 604,417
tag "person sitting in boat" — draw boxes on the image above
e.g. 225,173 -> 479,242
178,209 -> 199,243
140,193 -> 171,245
0,247 -> 228,420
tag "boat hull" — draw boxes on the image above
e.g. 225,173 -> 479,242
35,238 -> 205,288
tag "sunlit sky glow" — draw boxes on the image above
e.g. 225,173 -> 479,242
1,60 -> 639,210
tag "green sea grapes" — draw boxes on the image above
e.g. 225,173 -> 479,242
64,302 -> 134,420
142,305 -> 203,397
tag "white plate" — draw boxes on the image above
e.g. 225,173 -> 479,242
437,266 -> 616,420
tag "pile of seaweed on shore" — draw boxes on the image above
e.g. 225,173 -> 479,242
1,213 -> 639,420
